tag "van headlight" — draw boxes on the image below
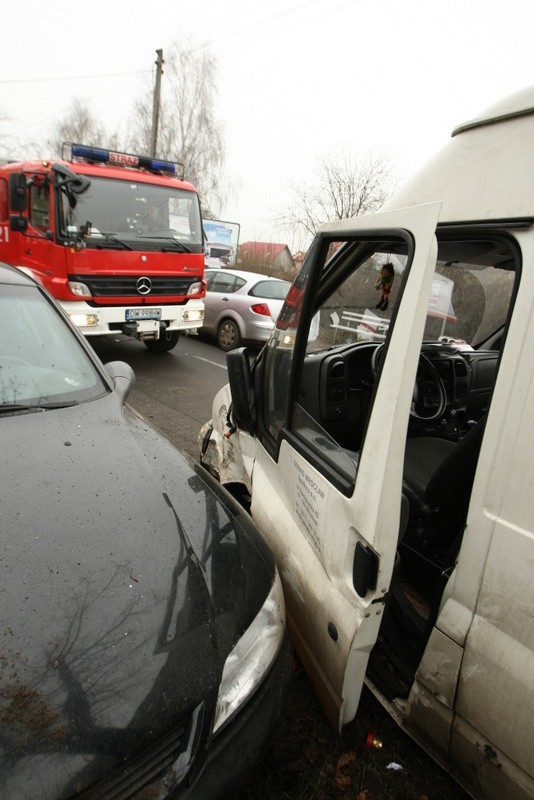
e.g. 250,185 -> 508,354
213,570 -> 285,734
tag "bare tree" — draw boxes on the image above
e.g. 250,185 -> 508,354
46,99 -> 122,156
127,42 -> 226,218
0,110 -> 17,160
277,148 -> 398,251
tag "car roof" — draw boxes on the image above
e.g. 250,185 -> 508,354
205,267 -> 289,284
0,261 -> 37,287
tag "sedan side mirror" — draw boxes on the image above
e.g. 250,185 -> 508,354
105,360 -> 135,401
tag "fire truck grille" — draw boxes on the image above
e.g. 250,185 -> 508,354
69,275 -> 198,297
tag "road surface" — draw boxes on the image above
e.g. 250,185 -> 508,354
91,332 -> 229,458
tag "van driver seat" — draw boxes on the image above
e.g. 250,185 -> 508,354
402,418 -> 486,543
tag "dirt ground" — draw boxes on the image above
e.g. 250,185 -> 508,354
239,660 -> 470,800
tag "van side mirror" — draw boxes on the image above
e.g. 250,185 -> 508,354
9,173 -> 27,212
226,347 -> 256,434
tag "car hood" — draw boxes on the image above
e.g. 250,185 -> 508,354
0,393 -> 274,799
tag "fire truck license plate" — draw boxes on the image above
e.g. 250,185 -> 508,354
125,308 -> 162,321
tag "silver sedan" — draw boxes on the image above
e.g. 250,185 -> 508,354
201,268 -> 291,350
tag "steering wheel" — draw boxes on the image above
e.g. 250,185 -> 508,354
371,345 -> 447,422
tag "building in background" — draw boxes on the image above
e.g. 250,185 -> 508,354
238,241 -> 295,280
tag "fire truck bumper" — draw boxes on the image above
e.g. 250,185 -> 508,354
61,299 -> 204,339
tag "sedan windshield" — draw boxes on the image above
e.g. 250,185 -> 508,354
0,285 -> 108,408
59,176 -> 203,248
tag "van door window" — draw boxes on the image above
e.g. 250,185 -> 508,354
261,229 -> 517,505
261,234 -> 408,487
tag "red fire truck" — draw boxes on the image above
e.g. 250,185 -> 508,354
0,143 -> 206,352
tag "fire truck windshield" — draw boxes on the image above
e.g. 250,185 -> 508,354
58,176 -> 203,249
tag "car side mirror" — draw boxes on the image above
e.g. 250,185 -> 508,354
105,360 -> 135,401
226,347 -> 255,434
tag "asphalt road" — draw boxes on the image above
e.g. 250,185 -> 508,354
91,331 -> 229,459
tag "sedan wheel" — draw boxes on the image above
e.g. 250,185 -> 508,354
217,319 -> 241,351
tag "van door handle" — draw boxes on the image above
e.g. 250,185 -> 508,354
353,542 -> 379,597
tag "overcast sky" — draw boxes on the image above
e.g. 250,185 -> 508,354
2,0 -> 534,246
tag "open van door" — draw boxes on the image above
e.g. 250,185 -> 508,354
229,203 -> 442,729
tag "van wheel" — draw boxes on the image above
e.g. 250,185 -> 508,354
217,319 -> 241,351
144,331 -> 180,353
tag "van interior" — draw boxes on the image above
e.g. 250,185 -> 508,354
291,229 -> 519,699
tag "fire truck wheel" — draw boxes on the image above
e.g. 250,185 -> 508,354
144,331 -> 180,353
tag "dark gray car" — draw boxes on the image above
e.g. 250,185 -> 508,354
0,263 -> 292,800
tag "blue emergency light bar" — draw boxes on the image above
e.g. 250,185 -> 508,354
65,143 -> 184,178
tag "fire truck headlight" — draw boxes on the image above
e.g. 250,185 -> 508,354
184,308 -> 204,323
69,313 -> 98,328
187,281 -> 203,296
68,281 -> 92,298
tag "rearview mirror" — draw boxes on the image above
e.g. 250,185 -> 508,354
226,347 -> 255,434
10,215 -> 28,232
9,173 -> 27,212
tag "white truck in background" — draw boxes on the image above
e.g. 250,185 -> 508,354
200,86 -> 534,800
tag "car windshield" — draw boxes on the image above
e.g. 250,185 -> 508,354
0,284 -> 108,408
58,176 -> 203,247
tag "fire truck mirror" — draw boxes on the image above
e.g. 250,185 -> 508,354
10,215 -> 28,233
9,173 -> 27,212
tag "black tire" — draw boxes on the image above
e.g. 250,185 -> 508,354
217,318 -> 241,351
144,330 -> 180,353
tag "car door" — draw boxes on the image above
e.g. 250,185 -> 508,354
203,271 -> 243,333
248,204 -> 441,729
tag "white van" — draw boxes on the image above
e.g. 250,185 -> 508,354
199,86 -> 534,800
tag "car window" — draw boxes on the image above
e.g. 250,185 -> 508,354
249,280 -> 291,300
0,284 -> 108,407
29,184 -> 50,230
206,272 -> 246,293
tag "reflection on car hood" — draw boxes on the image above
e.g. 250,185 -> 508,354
0,394 -> 273,799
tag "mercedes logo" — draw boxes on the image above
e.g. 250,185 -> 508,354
136,276 -> 152,295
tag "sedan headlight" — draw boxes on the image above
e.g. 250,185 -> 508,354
213,570 -> 285,734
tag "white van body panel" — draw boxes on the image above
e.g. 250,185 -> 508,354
384,87 -> 534,220
201,88 -> 534,800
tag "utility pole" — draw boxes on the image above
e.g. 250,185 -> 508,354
150,49 -> 164,158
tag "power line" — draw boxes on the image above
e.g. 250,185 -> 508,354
0,69 -> 149,86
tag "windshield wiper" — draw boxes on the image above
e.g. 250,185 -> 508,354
91,232 -> 133,250
0,403 -> 42,415
39,399 -> 80,408
136,235 -> 192,252
0,399 -> 79,415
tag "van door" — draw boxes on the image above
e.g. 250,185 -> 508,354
249,204 -> 441,728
